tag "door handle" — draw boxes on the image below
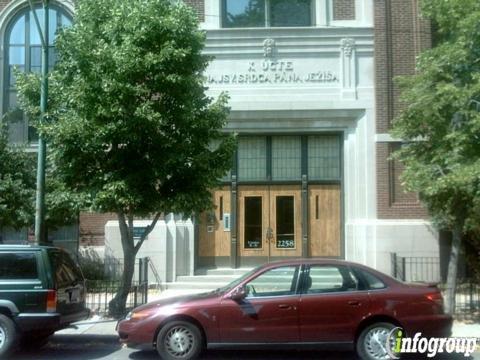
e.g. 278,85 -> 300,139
348,300 -> 361,306
278,304 -> 295,310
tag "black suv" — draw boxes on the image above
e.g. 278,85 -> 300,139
0,245 -> 89,356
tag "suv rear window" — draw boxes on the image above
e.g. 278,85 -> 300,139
48,250 -> 83,288
0,253 -> 38,280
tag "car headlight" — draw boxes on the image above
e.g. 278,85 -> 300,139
129,308 -> 156,321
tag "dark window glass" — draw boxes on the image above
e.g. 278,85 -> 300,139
223,0 -> 311,28
271,136 -> 302,180
306,266 -> 360,293
276,196 -> 295,249
246,266 -> 298,297
358,269 -> 386,289
223,0 -> 265,28
244,196 -> 263,249
0,253 -> 38,279
48,250 -> 83,288
308,135 -> 341,180
270,0 -> 312,27
4,7 -> 72,143
238,136 -> 267,181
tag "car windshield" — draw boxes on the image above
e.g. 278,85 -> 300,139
215,266 -> 262,293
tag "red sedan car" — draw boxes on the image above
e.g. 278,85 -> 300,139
117,259 -> 452,360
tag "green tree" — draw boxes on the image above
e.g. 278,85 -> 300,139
0,120 -> 82,241
18,0 -> 235,315
392,0 -> 480,314
0,122 -> 35,234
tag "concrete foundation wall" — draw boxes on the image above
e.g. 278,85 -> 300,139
104,216 -> 194,285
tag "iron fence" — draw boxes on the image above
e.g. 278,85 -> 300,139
83,257 -> 150,316
391,253 -> 480,316
391,253 -> 441,283
85,280 -> 148,315
454,281 -> 480,316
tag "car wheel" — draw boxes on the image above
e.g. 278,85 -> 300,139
356,322 -> 399,360
0,314 -> 17,358
156,320 -> 203,360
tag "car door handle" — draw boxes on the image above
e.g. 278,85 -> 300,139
278,304 -> 293,310
348,300 -> 361,306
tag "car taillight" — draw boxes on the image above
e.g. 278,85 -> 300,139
47,290 -> 57,313
426,292 -> 444,310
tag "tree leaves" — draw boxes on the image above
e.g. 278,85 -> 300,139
392,0 -> 480,233
16,0 -> 235,219
0,122 -> 86,231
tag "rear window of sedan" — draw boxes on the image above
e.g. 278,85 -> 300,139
306,265 -> 362,293
355,268 -> 386,290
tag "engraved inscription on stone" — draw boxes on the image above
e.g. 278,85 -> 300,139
207,60 -> 338,85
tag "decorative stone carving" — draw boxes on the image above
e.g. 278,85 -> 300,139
263,38 -> 276,58
340,38 -> 355,57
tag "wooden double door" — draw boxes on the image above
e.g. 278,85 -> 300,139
237,184 -> 341,266
198,184 -> 341,268
238,185 -> 302,265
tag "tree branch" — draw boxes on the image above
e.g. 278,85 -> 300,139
134,212 -> 162,254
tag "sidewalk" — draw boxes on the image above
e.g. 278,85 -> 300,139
57,315 -> 118,336
452,321 -> 480,338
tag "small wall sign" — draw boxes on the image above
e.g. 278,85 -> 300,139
133,227 -> 148,241
223,213 -> 231,232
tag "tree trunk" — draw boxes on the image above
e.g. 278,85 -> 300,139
108,249 -> 135,317
107,211 -> 160,317
108,212 -> 136,317
444,226 -> 462,314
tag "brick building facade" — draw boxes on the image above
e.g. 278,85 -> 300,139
0,0 -> 441,274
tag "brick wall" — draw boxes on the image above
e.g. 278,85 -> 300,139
375,0 -> 431,219
0,0 -> 10,12
333,0 -> 355,21
184,0 -> 204,22
79,213 -> 117,246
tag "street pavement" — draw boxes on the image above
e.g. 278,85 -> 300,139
11,319 -> 480,360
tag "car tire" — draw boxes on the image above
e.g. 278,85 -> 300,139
156,320 -> 203,360
356,322 -> 399,360
0,314 -> 17,358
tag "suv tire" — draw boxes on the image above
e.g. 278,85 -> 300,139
156,320 -> 203,360
0,314 -> 17,358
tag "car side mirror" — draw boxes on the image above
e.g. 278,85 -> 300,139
229,285 -> 247,301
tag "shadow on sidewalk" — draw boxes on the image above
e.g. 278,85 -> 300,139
15,334 -> 122,360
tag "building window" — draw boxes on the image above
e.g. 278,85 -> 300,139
222,0 -> 313,28
238,136 -> 267,181
237,135 -> 341,182
4,5 -> 72,143
244,196 -> 263,249
308,135 -> 341,180
272,136 -> 301,180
